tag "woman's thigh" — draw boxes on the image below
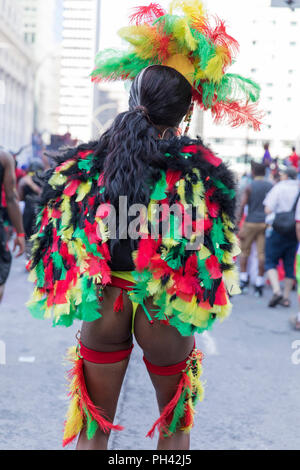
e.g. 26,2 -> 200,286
80,286 -> 134,352
133,298 -> 195,366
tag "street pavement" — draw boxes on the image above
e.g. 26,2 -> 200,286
0,254 -> 299,450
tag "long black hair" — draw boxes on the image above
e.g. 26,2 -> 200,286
100,65 -> 192,208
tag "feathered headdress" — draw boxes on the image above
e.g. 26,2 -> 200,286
91,0 -> 262,130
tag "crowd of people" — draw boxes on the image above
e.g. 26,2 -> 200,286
0,148 -> 45,301
237,143 -> 300,331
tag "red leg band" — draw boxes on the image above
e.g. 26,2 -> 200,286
79,341 -> 134,364
143,340 -> 196,376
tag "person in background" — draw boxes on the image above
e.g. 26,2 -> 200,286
290,197 -> 300,331
270,157 -> 280,183
237,162 -> 273,296
289,146 -> 300,171
18,161 -> 43,258
0,150 -> 25,302
263,167 -> 299,308
262,142 -> 272,171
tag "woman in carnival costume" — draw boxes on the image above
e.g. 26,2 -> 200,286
27,1 -> 261,450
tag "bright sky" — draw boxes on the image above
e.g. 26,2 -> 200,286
99,0 -> 272,48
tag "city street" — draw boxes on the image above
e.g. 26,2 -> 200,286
0,254 -> 299,451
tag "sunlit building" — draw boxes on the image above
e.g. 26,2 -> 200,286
18,0 -> 62,137
0,0 -> 34,151
203,2 -> 300,166
58,0 -> 101,142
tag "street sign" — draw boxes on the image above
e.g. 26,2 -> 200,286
271,0 -> 300,8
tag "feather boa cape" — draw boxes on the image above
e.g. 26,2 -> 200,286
26,136 -> 240,336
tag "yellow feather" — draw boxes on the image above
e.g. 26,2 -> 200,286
57,159 -> 76,173
223,269 -> 241,296
49,172 -> 67,188
198,245 -> 211,260
204,46 -> 230,83
76,181 -> 92,203
173,18 -> 197,51
44,306 -> 52,319
28,269 -> 38,283
62,226 -> 74,241
61,196 -> 72,229
169,0 -> 205,19
162,237 -> 179,248
96,218 -> 109,243
147,278 -> 162,296
177,179 -> 187,204
53,302 -> 71,319
63,395 -> 83,441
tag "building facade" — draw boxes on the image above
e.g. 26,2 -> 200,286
0,0 -> 34,152
18,0 -> 62,138
58,0 -> 100,142
202,1 -> 300,167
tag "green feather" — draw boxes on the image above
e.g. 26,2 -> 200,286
36,260 -> 45,288
191,29 -> 215,70
78,154 -> 93,172
151,171 -> 167,200
168,388 -> 187,435
211,178 -> 235,199
197,257 -> 213,289
211,217 -> 227,261
84,407 -> 98,440
27,298 -> 47,319
91,50 -> 152,81
217,73 -> 261,103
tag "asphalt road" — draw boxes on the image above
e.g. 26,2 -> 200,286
0,255 -> 299,450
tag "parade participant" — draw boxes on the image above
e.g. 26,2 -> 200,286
18,161 -> 43,258
27,1 -> 261,450
291,198 -> 300,331
264,167 -> 299,308
238,162 -> 272,296
289,146 -> 300,171
0,150 -> 25,302
262,142 -> 272,172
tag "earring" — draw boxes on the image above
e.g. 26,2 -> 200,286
160,127 -> 172,139
184,101 -> 195,135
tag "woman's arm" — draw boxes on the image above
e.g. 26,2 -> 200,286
0,151 -> 25,256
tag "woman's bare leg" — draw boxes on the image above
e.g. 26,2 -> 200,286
134,301 -> 195,450
76,286 -> 133,450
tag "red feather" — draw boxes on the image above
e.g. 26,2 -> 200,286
99,260 -> 111,285
63,355 -> 123,447
205,255 -> 222,279
211,100 -> 262,131
146,373 -> 190,438
64,179 -> 81,197
129,3 -> 166,25
136,237 -> 160,271
210,17 -> 239,60
185,253 -> 198,277
205,187 -> 219,218
201,148 -> 222,167
214,280 -> 227,305
113,289 -> 124,312
166,170 -> 182,191
84,220 -> 100,245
